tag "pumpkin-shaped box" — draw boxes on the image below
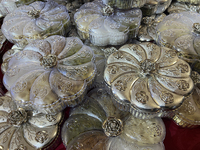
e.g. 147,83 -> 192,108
104,42 -> 194,119
0,0 -> 37,18
141,0 -> 172,16
74,0 -> 142,46
176,0 -> 200,5
2,35 -> 96,114
156,11 -> 200,68
173,71 -> 200,128
102,0 -> 147,9
62,87 -> 166,150
1,1 -> 71,47
0,94 -> 63,150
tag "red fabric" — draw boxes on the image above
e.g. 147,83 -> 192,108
1,41 -> 200,150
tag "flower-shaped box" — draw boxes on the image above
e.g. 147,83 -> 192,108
0,94 -> 63,150
138,13 -> 166,42
102,0 -> 147,9
1,1 -> 71,47
2,35 -> 96,114
156,11 -> 200,68
141,0 -> 172,16
74,0 -> 142,46
168,2 -> 200,14
0,0 -> 37,18
104,42 -> 194,119
173,72 -> 200,128
62,87 -> 166,150
177,0 -> 200,5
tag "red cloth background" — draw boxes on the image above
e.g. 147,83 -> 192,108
1,40 -> 200,150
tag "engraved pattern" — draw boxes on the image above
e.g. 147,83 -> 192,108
6,66 -> 20,77
182,100 -> 196,115
46,115 -> 56,122
176,80 -> 190,91
102,117 -> 123,137
160,92 -> 174,104
35,131 -> 48,143
136,91 -> 148,104
33,87 -> 48,99
14,144 -> 27,150
7,108 -> 27,126
147,124 -> 162,138
12,81 -> 27,93
177,64 -> 189,73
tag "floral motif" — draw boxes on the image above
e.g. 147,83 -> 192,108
35,131 -> 48,143
160,92 -> 174,104
136,91 -> 149,104
104,42 -> 193,118
46,115 -> 56,122
176,80 -> 190,91
41,54 -> 57,69
7,108 -> 27,126
102,117 -> 123,137
15,144 -> 27,150
147,124 -> 162,138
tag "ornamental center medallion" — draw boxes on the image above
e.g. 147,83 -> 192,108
41,54 -> 57,69
102,5 -> 114,16
140,59 -> 158,77
27,10 -> 40,18
102,117 -> 123,137
7,108 -> 27,126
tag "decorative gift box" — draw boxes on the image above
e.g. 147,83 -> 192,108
62,87 -> 166,150
2,35 -> 96,114
1,1 -> 71,47
104,42 -> 194,119
74,0 -> 142,46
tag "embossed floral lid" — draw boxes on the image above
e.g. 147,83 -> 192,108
0,93 -> 63,150
156,11 -> 200,69
102,0 -> 147,9
74,0 -> 142,46
141,0 -> 172,16
104,42 -> 194,119
168,1 -> 200,14
2,35 -> 96,114
1,1 -> 71,47
173,71 -> 200,128
62,87 -> 166,150
176,0 -> 200,5
138,13 -> 166,42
